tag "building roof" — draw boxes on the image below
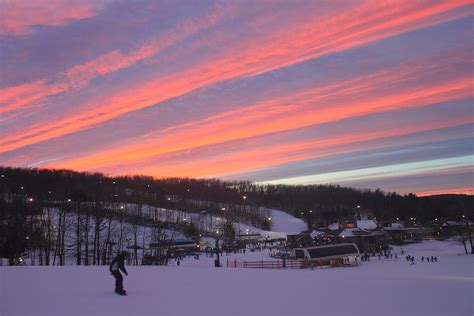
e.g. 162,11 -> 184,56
357,219 -> 377,230
309,229 -> 325,238
327,223 -> 339,230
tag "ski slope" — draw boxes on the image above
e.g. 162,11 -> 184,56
1,240 -> 472,316
235,209 -> 307,239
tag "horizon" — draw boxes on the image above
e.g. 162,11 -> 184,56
1,1 -> 473,196
2,165 -> 473,198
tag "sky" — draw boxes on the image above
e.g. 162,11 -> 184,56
0,0 -> 473,196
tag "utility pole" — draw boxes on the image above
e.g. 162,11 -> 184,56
214,235 -> 220,267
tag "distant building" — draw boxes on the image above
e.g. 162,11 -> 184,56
382,227 -> 422,244
286,233 -> 313,248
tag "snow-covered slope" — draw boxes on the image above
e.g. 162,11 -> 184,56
1,240 -> 472,316
234,209 -> 307,239
267,209 -> 307,233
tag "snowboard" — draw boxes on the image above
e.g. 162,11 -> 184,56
115,290 -> 127,296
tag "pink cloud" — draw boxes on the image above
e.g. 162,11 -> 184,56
47,52 -> 473,172
0,0 -> 109,36
1,0 -> 471,154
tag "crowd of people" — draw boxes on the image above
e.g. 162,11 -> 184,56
359,248 -> 440,265
360,249 -> 397,262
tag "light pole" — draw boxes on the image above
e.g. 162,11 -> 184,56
215,230 -> 221,267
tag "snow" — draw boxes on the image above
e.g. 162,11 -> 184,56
387,222 -> 404,229
233,209 -> 307,240
266,209 -> 307,233
356,219 -> 377,230
1,240 -> 473,316
309,229 -> 325,238
327,222 -> 339,230
339,228 -> 358,237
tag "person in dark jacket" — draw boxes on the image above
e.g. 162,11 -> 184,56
109,251 -> 129,294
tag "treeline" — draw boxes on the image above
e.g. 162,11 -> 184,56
247,185 -> 472,226
1,166 -> 472,225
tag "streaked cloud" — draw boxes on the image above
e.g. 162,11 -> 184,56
1,0 -> 472,195
0,0 -> 109,36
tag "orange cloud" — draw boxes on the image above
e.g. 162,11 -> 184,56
50,57 -> 473,173
417,187 -> 474,196
72,116 -> 473,179
1,0 -> 470,153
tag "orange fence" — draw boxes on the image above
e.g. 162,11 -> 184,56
226,258 -> 302,269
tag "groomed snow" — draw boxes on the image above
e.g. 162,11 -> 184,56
1,240 -> 472,316
234,209 -> 307,239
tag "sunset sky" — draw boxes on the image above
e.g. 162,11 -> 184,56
0,0 -> 473,196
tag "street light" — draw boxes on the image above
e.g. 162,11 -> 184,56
221,207 -> 226,211
243,195 -> 247,200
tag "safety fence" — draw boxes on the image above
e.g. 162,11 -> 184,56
226,258 -> 302,269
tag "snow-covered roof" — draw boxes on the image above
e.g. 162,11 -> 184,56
357,219 -> 377,230
442,221 -> 464,226
339,228 -> 364,237
389,222 -> 404,229
309,229 -> 325,238
327,223 -> 339,230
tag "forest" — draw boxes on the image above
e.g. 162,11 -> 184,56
0,166 -> 472,265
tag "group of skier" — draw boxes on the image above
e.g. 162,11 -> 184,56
405,254 -> 438,264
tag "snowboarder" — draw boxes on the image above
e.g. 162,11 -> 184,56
110,251 -> 129,295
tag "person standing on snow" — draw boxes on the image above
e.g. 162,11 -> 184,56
109,251 -> 129,295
